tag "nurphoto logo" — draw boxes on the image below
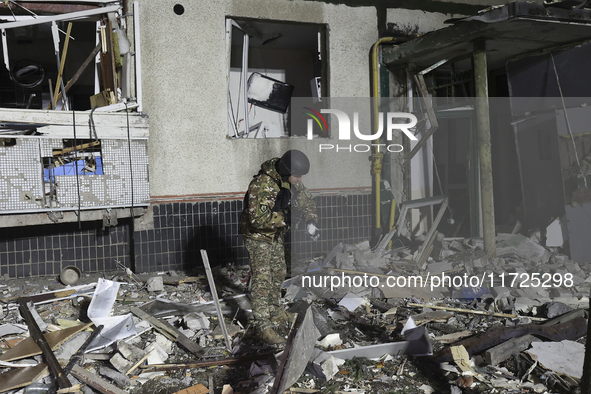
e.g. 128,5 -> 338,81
304,107 -> 418,153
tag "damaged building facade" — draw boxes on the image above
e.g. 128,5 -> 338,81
0,0 -> 589,302
0,0 -> 468,278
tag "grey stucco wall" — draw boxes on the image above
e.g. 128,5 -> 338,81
136,0 -> 455,198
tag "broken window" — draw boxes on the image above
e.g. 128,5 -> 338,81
0,3 -> 149,222
226,18 -> 327,138
0,3 -> 136,111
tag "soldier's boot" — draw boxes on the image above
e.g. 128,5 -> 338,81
270,311 -> 297,324
259,328 -> 285,345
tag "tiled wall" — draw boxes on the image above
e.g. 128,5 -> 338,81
0,194 -> 372,278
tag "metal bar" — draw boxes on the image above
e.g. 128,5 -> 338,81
63,325 -> 103,375
130,306 -> 204,358
375,196 -> 446,251
415,198 -> 448,267
1,29 -> 8,71
0,5 -> 119,29
133,1 -> 142,112
17,299 -> 72,389
418,59 -> 448,76
200,250 -> 232,352
226,18 -> 238,138
473,39 -> 496,259
241,32 -> 249,137
48,79 -> 55,110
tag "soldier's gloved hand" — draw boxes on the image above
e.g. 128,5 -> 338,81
306,220 -> 320,241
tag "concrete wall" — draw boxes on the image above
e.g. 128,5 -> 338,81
137,0 -> 457,199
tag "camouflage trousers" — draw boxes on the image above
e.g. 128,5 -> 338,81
244,237 -> 287,331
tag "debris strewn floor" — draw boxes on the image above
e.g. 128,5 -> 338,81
0,231 -> 587,393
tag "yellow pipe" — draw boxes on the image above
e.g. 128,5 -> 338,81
370,37 -> 394,230
387,199 -> 396,250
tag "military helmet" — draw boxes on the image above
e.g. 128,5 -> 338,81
277,149 -> 310,176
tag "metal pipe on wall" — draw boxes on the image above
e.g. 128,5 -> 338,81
370,37 -> 394,236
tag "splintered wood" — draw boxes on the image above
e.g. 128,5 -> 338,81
0,364 -> 49,393
172,384 -> 210,394
0,323 -> 93,362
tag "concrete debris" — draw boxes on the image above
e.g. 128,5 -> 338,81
146,276 -> 165,292
316,333 -> 342,349
542,301 -> 574,318
182,312 -> 210,331
109,352 -> 132,374
309,350 -> 344,381
221,385 -> 234,394
117,340 -> 145,362
496,233 -> 550,263
419,384 -> 436,393
0,227 -> 588,394
54,331 -> 91,364
526,340 -> 585,379
337,292 -> 370,312
154,332 -> 174,354
99,365 -> 131,387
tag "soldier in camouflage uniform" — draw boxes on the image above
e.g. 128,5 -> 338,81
240,150 -> 319,344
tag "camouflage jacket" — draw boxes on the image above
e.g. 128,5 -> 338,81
240,158 -> 318,243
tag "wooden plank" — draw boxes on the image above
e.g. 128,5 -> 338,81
53,141 -> 101,156
138,353 -> 275,372
90,89 -> 117,109
484,334 -> 541,366
3,289 -> 78,304
18,299 -> 71,389
130,306 -> 204,358
172,384 -> 210,394
99,20 -> 117,93
125,349 -> 152,376
0,363 -> 49,393
70,364 -> 127,394
0,323 -> 93,362
484,308 -> 586,366
404,310 -> 454,325
53,22 -> 73,109
407,303 -> 548,322
57,384 -> 84,393
47,42 -> 101,109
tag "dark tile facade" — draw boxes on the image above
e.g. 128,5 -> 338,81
0,194 -> 372,278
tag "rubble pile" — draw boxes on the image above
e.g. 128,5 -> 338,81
0,230 -> 587,394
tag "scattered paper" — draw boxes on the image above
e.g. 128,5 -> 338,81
86,279 -> 137,352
